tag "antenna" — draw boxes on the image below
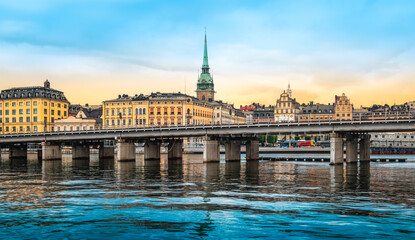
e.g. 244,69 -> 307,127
184,78 -> 187,95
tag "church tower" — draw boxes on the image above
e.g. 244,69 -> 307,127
196,32 -> 215,101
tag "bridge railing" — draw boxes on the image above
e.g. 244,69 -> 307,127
1,116 -> 415,138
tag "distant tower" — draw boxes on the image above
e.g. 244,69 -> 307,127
44,79 -> 50,89
287,82 -> 292,98
196,32 -> 215,101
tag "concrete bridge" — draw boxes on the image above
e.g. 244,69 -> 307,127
0,119 -> 414,164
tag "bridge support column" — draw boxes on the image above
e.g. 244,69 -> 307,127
144,140 -> 160,160
116,140 -> 136,162
42,142 -> 62,161
0,148 -> 9,161
10,145 -> 27,159
359,134 -> 371,162
72,145 -> 90,159
168,139 -> 183,160
345,135 -> 358,164
203,137 -> 220,162
225,140 -> 241,161
99,146 -> 114,158
330,133 -> 344,165
246,139 -> 259,161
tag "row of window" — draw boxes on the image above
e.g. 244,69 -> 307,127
106,118 -> 148,126
106,108 -> 147,116
0,116 -> 57,123
0,109 -> 66,116
0,101 -> 67,108
56,126 -> 94,131
1,126 -> 38,132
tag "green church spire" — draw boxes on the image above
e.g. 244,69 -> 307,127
202,32 -> 209,71
196,31 -> 215,98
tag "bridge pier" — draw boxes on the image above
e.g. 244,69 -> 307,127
42,142 -> 62,161
359,134 -> 371,162
99,146 -> 114,159
203,137 -> 220,162
72,145 -> 90,159
116,140 -> 136,162
330,133 -> 344,165
168,139 -> 183,160
144,140 -> 160,160
225,140 -> 241,161
246,139 -> 259,161
345,135 -> 358,164
10,145 -> 27,159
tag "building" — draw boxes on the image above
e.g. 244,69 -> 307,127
299,102 -> 335,122
54,107 -> 102,131
241,103 -> 274,124
102,94 -> 148,128
0,80 -> 69,134
195,32 -> 215,101
274,86 -> 300,122
334,93 -> 353,121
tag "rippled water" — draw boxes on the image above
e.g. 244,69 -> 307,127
1,154 -> 415,239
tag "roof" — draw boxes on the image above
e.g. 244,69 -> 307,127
0,86 -> 69,102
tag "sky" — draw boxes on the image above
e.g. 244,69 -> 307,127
0,0 -> 414,108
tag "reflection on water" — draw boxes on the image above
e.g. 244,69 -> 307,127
0,154 -> 414,239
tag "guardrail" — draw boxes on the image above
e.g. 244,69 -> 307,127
1,118 -> 415,139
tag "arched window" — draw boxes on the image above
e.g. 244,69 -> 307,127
135,108 -> 138,115
187,109 -> 190,114
139,108 -> 142,114
202,95 -> 205,100
143,108 -> 146,114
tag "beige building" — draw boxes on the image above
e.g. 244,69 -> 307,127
274,90 -> 300,122
54,109 -> 101,131
335,93 -> 353,121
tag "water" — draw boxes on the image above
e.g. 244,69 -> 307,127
1,154 -> 415,239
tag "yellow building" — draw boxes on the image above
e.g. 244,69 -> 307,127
335,93 -> 353,121
102,92 -> 216,129
0,80 -> 69,134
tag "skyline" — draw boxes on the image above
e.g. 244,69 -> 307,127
1,0 -> 415,107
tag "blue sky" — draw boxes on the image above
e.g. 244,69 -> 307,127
0,0 -> 414,106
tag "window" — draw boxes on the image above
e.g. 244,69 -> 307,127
111,120 -> 115,125
112,109 -> 115,116
0,110 -> 2,116
26,117 -> 30,122
26,126 -> 30,131
34,126 -> 37,131
44,102 -> 47,106
26,109 -> 30,114
51,103 -> 54,107
143,108 -> 146,114
34,109 -> 37,114
26,102 -> 30,106
51,110 -> 54,115
128,119 -> 132,125
33,101 -> 37,106
64,111 -> 66,116
117,119 -> 120,125
106,120 -> 109,126
128,108 -> 132,115
122,109 -> 126,115
44,109 -> 47,114
57,110 -> 60,116
19,102 -> 23,106
5,103 -> 9,107
58,103 -> 61,107
12,102 -> 16,107
12,110 -> 16,115
5,110 -> 9,115
19,109 -> 23,115
12,117 -> 16,123
123,119 -> 126,125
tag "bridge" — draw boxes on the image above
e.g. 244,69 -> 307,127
1,119 -> 414,165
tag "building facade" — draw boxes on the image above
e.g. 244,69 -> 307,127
0,80 -> 69,134
334,93 -> 353,121
299,102 -> 335,122
274,89 -> 300,122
